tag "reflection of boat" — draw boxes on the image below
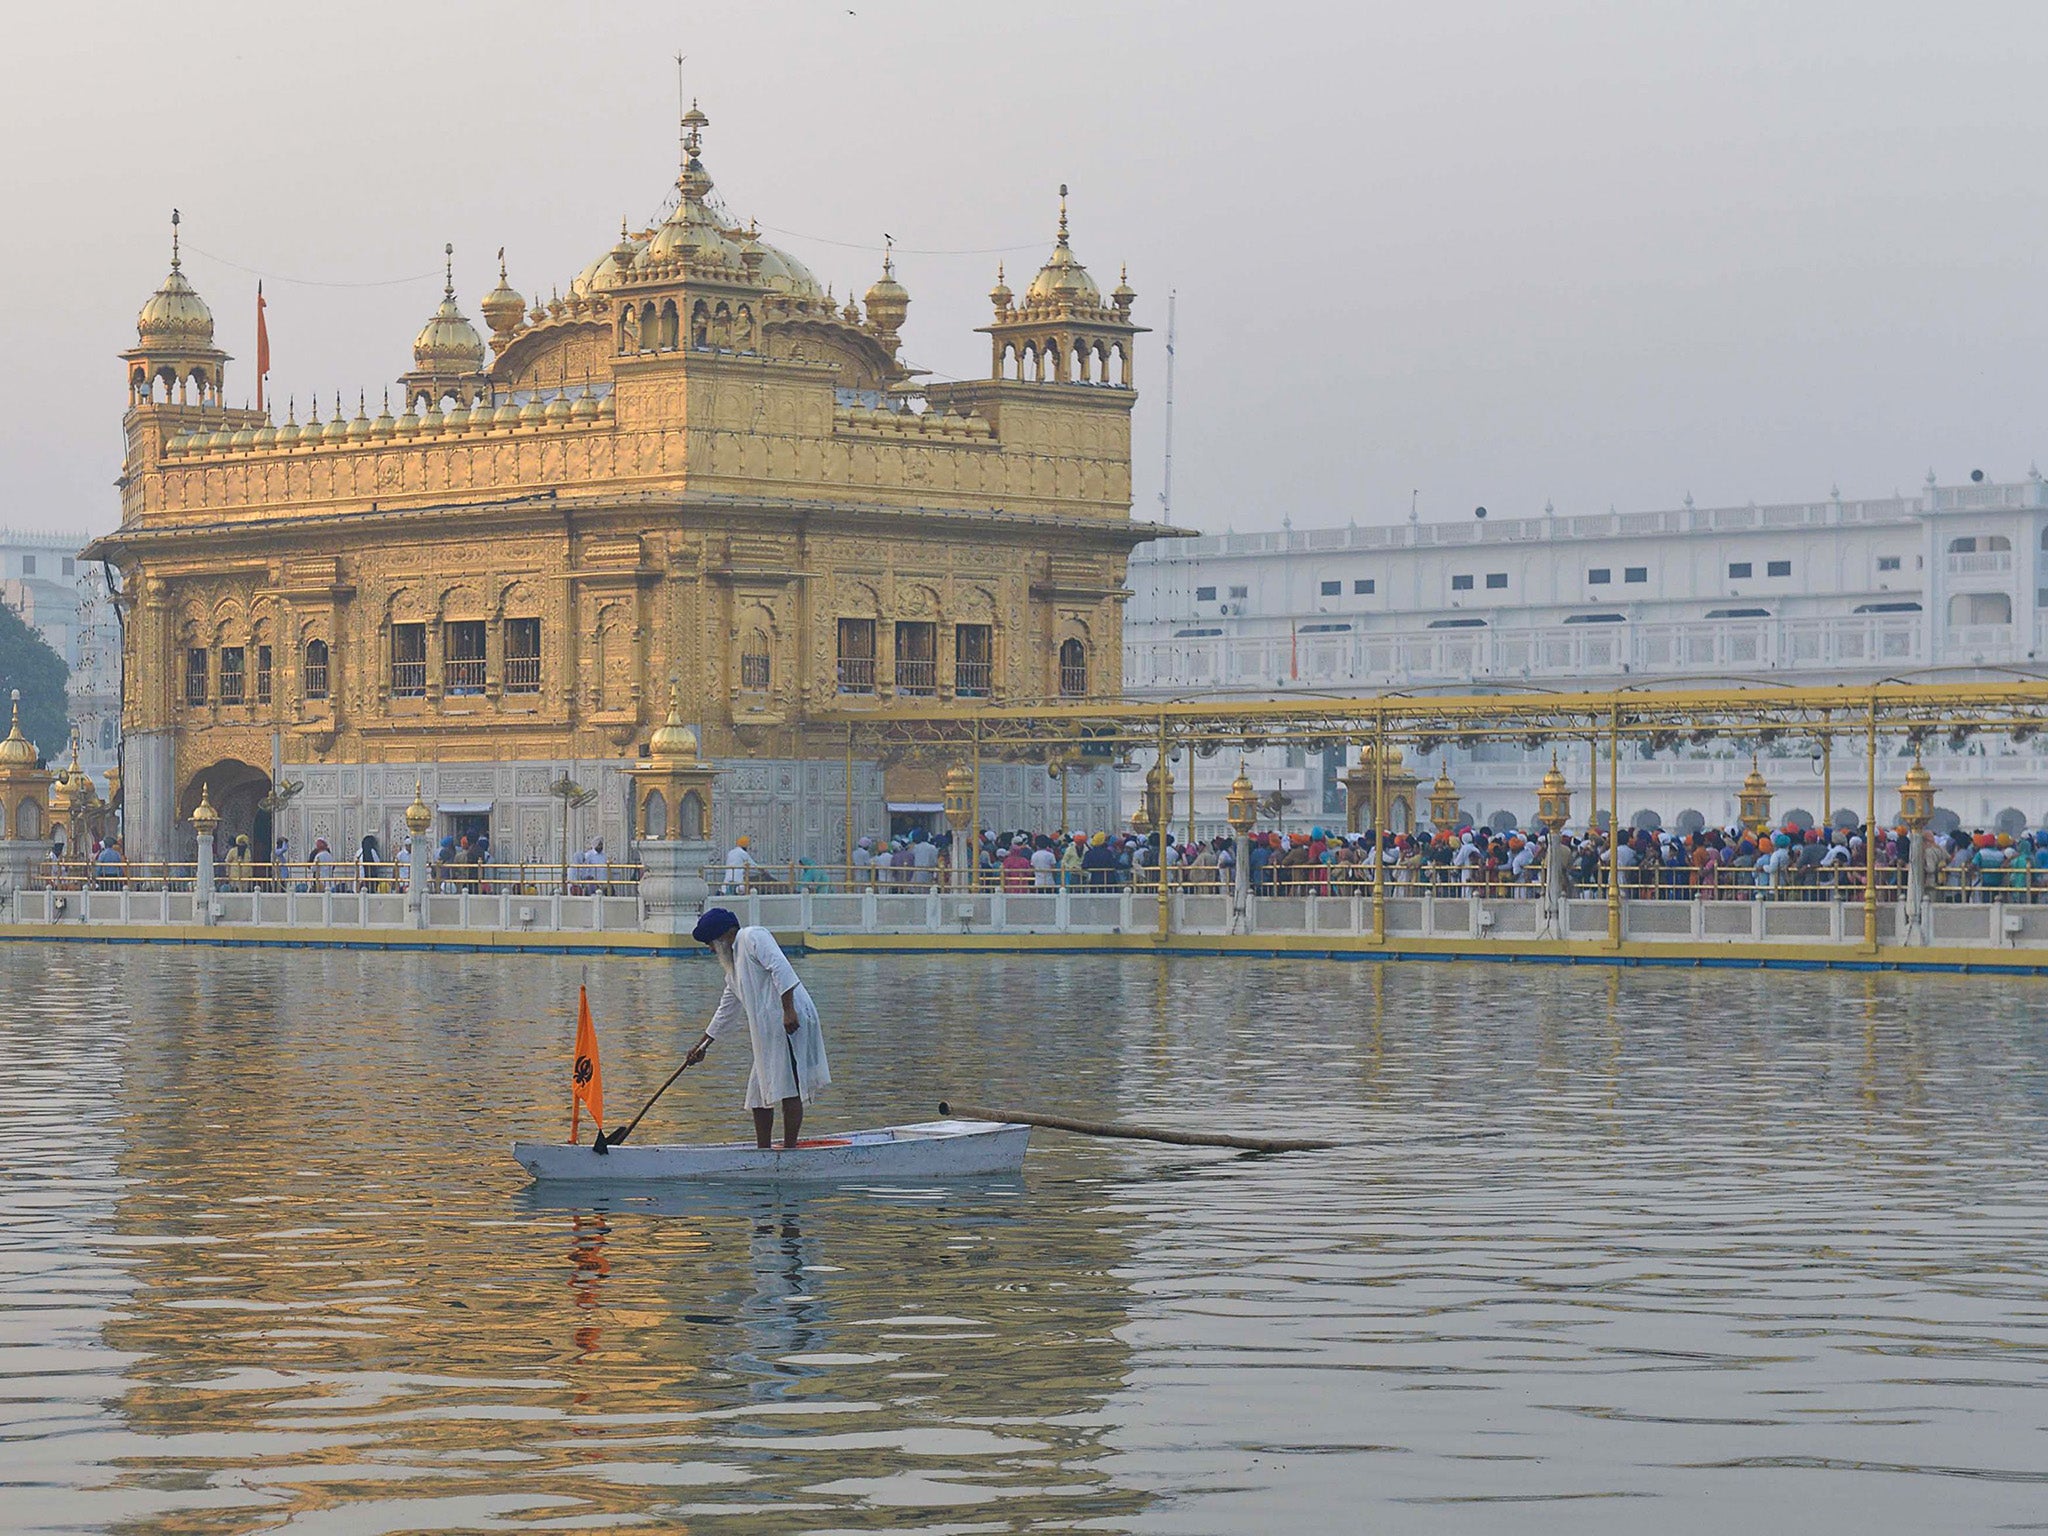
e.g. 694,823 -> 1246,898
512,1118 -> 1030,1184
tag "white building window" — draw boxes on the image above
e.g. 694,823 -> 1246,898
1195,585 -> 1216,602
1877,556 -> 1901,572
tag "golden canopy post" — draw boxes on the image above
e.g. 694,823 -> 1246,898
1607,703 -> 1622,947
969,718 -> 983,892
1372,711 -> 1387,943
1155,710 -> 1170,941
1864,694 -> 1879,949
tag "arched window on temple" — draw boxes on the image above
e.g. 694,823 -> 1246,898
1058,638 -> 1088,698
303,639 -> 330,700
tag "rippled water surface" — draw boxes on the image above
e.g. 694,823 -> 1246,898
3,947 -> 2047,1534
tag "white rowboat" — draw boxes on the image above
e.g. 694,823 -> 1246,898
512,1118 -> 1030,1184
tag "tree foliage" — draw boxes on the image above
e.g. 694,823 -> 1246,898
0,600 -> 70,764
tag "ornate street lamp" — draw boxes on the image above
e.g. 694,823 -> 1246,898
1427,760 -> 1460,832
1225,760 -> 1258,913
942,763 -> 976,889
1739,755 -> 1772,836
1535,752 -> 1572,832
1897,751 -> 1935,833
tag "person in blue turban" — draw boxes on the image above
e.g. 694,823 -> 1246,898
684,906 -> 831,1148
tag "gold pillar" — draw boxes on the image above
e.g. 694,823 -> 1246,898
1607,704 -> 1621,946
1155,711 -> 1170,940
1897,751 -> 1935,831
1739,756 -> 1772,836
1864,694 -> 1879,949
1371,712 -> 1386,942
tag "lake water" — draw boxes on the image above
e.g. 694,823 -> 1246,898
1,947 -> 2045,1534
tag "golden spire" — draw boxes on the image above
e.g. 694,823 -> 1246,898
169,207 -> 181,270
0,690 -> 37,767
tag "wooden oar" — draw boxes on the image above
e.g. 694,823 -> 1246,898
937,1101 -> 1335,1154
593,1057 -> 697,1154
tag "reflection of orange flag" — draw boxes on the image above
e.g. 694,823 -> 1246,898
569,986 -> 604,1143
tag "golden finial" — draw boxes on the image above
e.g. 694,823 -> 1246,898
1057,184 -> 1069,244
170,208 -> 181,270
443,242 -> 454,298
497,245 -> 507,279
882,233 -> 895,278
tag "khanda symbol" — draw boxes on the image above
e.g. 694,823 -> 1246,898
573,1055 -> 595,1087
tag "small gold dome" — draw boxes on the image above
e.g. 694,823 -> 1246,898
648,683 -> 697,762
1025,187 -> 1100,307
190,781 -> 220,834
864,244 -> 910,334
321,395 -> 350,443
572,221 -> 645,298
570,383 -> 600,421
371,390 -> 397,438
0,692 -> 38,767
479,249 -> 526,337
412,246 -> 486,375
989,262 -> 1012,310
1742,756 -> 1769,796
136,212 -> 216,350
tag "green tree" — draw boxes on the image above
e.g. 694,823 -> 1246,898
0,600 -> 70,765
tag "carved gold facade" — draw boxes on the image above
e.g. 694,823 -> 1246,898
90,108 -> 1156,863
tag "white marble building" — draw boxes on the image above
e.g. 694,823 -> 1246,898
0,529 -> 120,779
1122,474 -> 2048,837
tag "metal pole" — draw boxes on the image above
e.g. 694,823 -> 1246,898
1372,713 -> 1386,943
1058,761 -> 1069,840
843,724 -> 854,884
1821,713 -> 1832,833
1586,733 -> 1597,839
1865,694 -> 1879,949
1607,703 -> 1622,947
1156,710 -> 1170,940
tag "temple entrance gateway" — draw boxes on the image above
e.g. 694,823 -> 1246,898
176,760 -> 270,864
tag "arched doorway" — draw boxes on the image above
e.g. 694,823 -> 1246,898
176,760 -> 272,864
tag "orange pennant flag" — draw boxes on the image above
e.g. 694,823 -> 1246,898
569,986 -> 604,1143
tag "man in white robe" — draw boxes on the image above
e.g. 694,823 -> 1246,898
685,906 -> 831,1148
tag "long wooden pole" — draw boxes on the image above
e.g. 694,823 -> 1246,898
938,1101 -> 1334,1153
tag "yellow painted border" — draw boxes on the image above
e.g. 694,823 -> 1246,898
4,921 -> 2047,974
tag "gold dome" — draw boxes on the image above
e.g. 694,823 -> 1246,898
412,245 -> 486,375
1025,186 -> 1101,308
136,211 -> 215,350
0,691 -> 37,767
1742,757 -> 1769,797
1538,756 -> 1568,798
864,243 -> 910,334
647,682 -> 697,762
571,221 -> 645,298
480,249 -> 526,337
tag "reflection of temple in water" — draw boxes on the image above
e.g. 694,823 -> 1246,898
90,950 -> 1150,1528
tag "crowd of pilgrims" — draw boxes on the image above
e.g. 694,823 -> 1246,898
765,822 -> 2048,901
46,821 -> 2048,903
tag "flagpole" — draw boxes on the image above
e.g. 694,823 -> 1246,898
255,281 -> 269,413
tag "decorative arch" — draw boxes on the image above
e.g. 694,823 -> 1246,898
15,798 -> 42,840
1058,635 -> 1089,698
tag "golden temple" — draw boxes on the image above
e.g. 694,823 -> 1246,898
90,105 -> 1156,865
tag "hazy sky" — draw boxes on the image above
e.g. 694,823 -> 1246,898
7,1 -> 2048,542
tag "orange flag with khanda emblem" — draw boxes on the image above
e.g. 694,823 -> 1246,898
569,986 -> 604,1143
